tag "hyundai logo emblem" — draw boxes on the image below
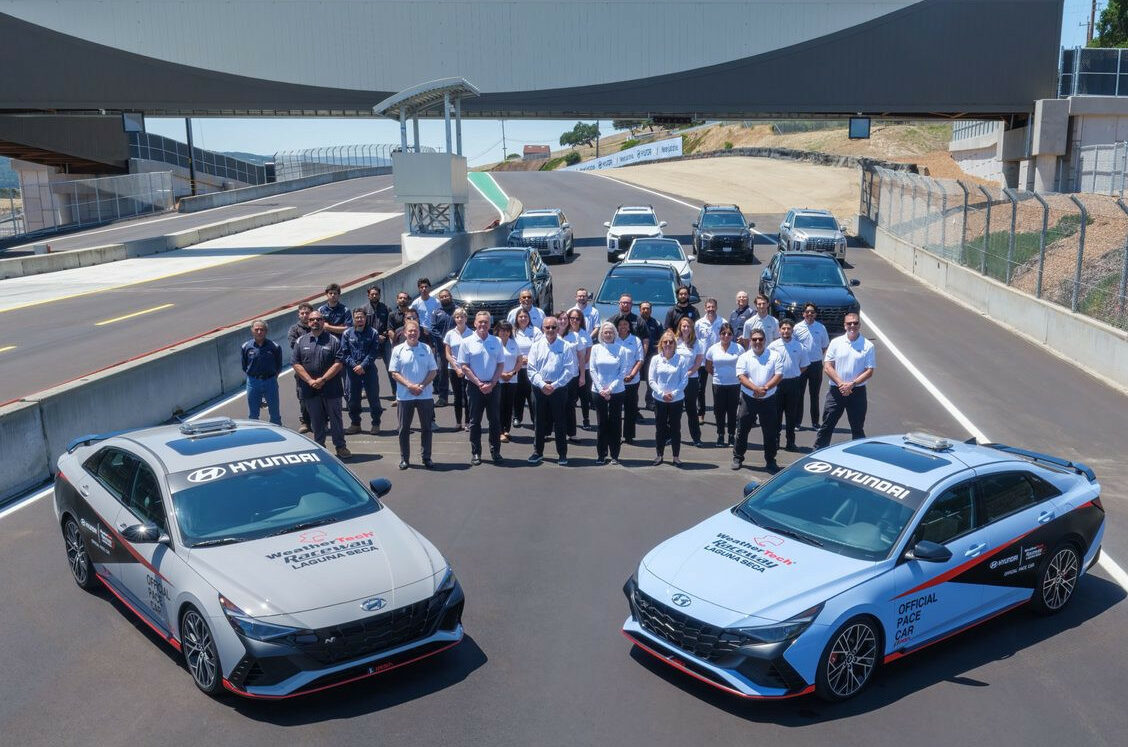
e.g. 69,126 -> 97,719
804,461 -> 833,474
671,593 -> 692,608
361,597 -> 387,612
186,466 -> 227,483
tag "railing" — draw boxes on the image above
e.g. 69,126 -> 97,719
12,172 -> 174,241
1066,142 -> 1128,195
271,144 -> 433,181
129,132 -> 268,185
951,120 -> 999,142
862,164 -> 1128,330
0,189 -> 22,238
1059,47 -> 1128,97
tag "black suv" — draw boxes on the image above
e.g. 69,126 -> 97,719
447,246 -> 554,320
691,204 -> 756,263
758,251 -> 860,333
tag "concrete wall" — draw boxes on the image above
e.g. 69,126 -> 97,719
177,165 -> 390,213
0,207 -> 298,279
870,224 -> 1128,393
0,213 -> 519,506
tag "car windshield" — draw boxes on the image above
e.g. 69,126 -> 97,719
460,255 -> 530,281
794,215 -> 839,230
734,469 -> 916,561
597,273 -> 676,305
613,212 -> 659,227
515,214 -> 560,229
172,458 -> 379,546
628,242 -> 684,261
701,212 -> 745,228
778,259 -> 848,286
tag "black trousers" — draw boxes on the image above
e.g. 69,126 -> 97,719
515,368 -> 534,424
578,382 -> 592,425
304,393 -> 345,449
684,377 -> 702,443
534,386 -> 569,457
775,376 -> 803,447
734,392 -> 779,463
654,399 -> 685,458
814,385 -> 868,449
449,373 -> 467,425
466,385 -> 501,456
498,383 -> 517,433
799,362 -> 824,428
397,399 -> 434,461
593,391 -> 624,460
712,383 -> 740,439
696,366 -> 709,416
296,379 -> 311,426
566,378 -> 581,437
623,382 -> 641,441
642,353 -> 656,406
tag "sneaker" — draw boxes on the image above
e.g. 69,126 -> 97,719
298,423 -> 311,434
558,458 -> 569,466
582,420 -> 591,430
608,458 -> 620,466
730,457 -> 743,470
398,460 -> 409,470
512,417 -> 521,428
595,456 -> 607,465
345,424 -> 362,435
727,435 -> 735,447
471,454 -> 482,466
370,424 -> 380,435
336,447 -> 352,459
491,451 -> 503,465
390,401 -> 398,407
672,457 -> 683,467
692,441 -> 704,448
422,458 -> 434,469
715,436 -> 725,447
527,452 -> 543,464
785,440 -> 797,451
436,397 -> 449,408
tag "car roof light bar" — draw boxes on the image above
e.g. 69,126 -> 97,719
178,417 -> 238,436
903,432 -> 951,451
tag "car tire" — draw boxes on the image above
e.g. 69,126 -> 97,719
567,239 -> 574,258
62,516 -> 98,592
607,252 -> 617,263
181,607 -> 223,696
815,616 -> 881,702
1030,542 -> 1081,615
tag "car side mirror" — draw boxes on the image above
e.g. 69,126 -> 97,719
369,478 -> 392,498
659,221 -> 668,228
761,269 -> 772,281
691,222 -> 698,228
617,252 -> 627,260
743,479 -> 761,495
121,523 -> 169,545
686,255 -> 696,263
748,222 -> 756,229
447,271 -> 457,280
906,540 -> 952,563
850,278 -> 861,287
603,221 -> 611,228
561,222 -> 570,230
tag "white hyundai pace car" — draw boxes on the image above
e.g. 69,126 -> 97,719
55,418 -> 464,699
622,433 -> 1104,702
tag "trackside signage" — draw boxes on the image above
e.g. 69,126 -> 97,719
564,137 -> 683,172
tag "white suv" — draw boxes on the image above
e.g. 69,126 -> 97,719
604,205 -> 667,263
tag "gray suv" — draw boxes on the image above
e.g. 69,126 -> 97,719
778,208 -> 847,263
508,208 -> 574,262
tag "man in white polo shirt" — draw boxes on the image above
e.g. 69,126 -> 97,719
389,320 -> 438,470
457,311 -> 505,465
768,318 -> 811,452
506,290 -> 546,329
731,330 -> 784,473
813,312 -> 875,449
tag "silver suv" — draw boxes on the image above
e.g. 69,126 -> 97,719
778,208 -> 847,263
508,208 -> 574,262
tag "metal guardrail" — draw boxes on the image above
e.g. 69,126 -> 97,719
271,144 -> 435,181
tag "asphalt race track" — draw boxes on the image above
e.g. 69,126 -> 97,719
1,170 -> 1125,746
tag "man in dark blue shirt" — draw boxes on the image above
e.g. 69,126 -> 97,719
637,301 -> 663,410
430,288 -> 457,407
341,308 -> 383,435
292,311 -> 350,458
318,282 -> 352,336
241,320 -> 283,425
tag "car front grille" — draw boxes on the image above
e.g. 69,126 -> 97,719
300,589 -> 454,666
460,299 -> 513,321
706,236 -> 744,250
619,235 -> 636,252
511,236 -> 550,250
805,238 -> 839,253
816,305 -> 854,332
633,589 -> 751,663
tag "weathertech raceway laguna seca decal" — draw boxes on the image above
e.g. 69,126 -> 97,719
704,532 -> 796,572
794,457 -> 928,508
265,529 -> 379,570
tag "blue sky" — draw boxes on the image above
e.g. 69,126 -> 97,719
147,1 -> 1097,167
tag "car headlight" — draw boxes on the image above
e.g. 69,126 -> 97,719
608,237 -> 618,248
219,594 -> 310,642
701,232 -> 714,241
435,567 -> 458,594
740,229 -> 750,239
729,603 -> 823,644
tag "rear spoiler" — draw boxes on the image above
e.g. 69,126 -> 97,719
66,429 -> 135,453
971,439 -> 1096,482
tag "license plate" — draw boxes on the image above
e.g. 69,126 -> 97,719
723,246 -> 731,253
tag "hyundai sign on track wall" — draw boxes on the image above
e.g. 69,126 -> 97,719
564,137 -> 684,172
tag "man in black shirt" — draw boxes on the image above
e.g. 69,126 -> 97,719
363,285 -> 391,402
430,288 -> 457,407
386,290 -> 412,397
663,286 -> 700,331
287,302 -> 313,433
637,301 -> 662,409
292,311 -> 350,458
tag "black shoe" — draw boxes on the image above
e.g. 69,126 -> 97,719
471,454 -> 482,466
727,435 -> 735,447
623,437 -> 634,445
558,458 -> 569,466
528,452 -> 543,464
730,457 -> 743,470
422,459 -> 434,469
786,440 -> 797,451
436,398 -> 448,408
398,460 -> 409,470
568,436 -> 581,444
692,441 -> 703,448
652,455 -> 664,466
765,459 -> 780,473
491,451 -> 503,464
582,420 -> 591,430
715,436 -> 725,446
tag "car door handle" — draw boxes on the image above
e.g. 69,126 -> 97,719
79,484 -> 89,497
1038,510 -> 1056,524
964,543 -> 988,558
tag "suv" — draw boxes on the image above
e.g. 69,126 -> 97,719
691,204 -> 756,263
778,208 -> 847,263
604,205 -> 667,263
507,208 -> 574,263
758,250 -> 860,333
448,246 -> 554,321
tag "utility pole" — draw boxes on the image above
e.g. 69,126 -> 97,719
1088,0 -> 1096,44
595,121 -> 600,158
501,120 -> 507,160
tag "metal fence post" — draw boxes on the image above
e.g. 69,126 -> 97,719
1116,199 -> 1128,324
977,185 -> 992,274
924,176 -> 933,247
1068,195 -> 1087,312
958,181 -> 969,262
1003,188 -> 1018,284
1031,192 -> 1049,298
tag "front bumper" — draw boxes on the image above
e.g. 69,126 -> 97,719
622,577 -> 812,699
697,237 -> 752,259
223,580 -> 465,699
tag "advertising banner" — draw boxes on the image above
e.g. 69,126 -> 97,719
563,136 -> 683,172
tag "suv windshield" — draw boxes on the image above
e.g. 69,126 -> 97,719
701,212 -> 746,228
172,457 -> 379,546
460,254 -> 530,281
597,272 -> 676,305
778,258 -> 848,286
612,212 -> 658,227
734,469 -> 915,561
628,242 -> 683,261
515,214 -> 560,230
794,215 -> 840,230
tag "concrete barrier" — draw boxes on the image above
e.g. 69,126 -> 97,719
870,224 -> 1128,393
177,166 -> 391,213
0,207 -> 299,280
0,211 -> 519,507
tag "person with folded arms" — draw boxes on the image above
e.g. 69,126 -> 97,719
588,322 -> 629,465
648,330 -> 690,467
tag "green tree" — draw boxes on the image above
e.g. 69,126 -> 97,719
1093,0 -> 1128,47
612,119 -> 644,135
559,122 -> 601,148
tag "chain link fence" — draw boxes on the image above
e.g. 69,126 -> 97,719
865,165 -> 1128,330
13,171 -> 174,240
0,189 -> 23,238
271,144 -> 434,181
1065,142 -> 1128,196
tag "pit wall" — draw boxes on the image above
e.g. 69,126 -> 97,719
860,215 -> 1128,393
0,204 -> 520,506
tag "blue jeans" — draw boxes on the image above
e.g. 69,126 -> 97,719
347,365 -> 383,426
246,376 -> 281,425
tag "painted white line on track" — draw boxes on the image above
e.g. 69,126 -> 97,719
0,369 -> 294,521
304,186 -> 393,216
1098,554 -> 1128,590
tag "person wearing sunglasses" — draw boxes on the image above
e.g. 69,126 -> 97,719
731,331 -> 783,473
527,316 -> 578,465
813,313 -> 875,449
705,322 -> 741,446
793,302 -> 830,430
562,309 -> 592,440
647,330 -> 691,466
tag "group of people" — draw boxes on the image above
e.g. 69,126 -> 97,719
240,278 -> 875,472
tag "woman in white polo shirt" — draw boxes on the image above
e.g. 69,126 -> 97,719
442,307 -> 472,430
648,330 -> 690,466
495,320 -> 521,443
705,321 -> 741,447
588,321 -> 629,465
513,307 -> 542,429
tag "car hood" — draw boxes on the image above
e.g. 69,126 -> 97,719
771,284 -> 857,308
609,226 -> 662,238
451,279 -> 529,302
793,228 -> 843,240
641,510 -> 877,621
511,227 -> 561,238
699,227 -> 747,236
186,510 -> 444,618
